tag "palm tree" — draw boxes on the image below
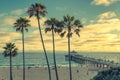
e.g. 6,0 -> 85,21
27,3 -> 51,80
45,18 -> 59,80
3,42 -> 18,80
60,15 -> 83,80
13,17 -> 30,80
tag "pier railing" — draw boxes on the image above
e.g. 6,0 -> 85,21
65,54 -> 119,68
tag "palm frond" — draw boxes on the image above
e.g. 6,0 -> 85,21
3,47 -> 7,50
60,31 -> 66,38
14,17 -> 30,33
27,8 -> 34,18
60,15 -> 83,38
25,28 -> 28,32
56,21 -> 64,28
45,27 -> 51,33
12,48 -> 18,57
71,16 -> 74,21
45,18 -> 60,33
67,15 -> 70,21
2,42 -> 18,57
39,3 -> 46,9
55,28 -> 63,34
28,3 -> 47,18
45,20 -> 52,26
32,4 -> 35,9
74,20 -> 80,25
3,51 -> 10,57
63,16 -> 68,22
78,24 -> 83,28
74,29 -> 80,37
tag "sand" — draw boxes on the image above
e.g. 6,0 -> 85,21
0,65 -> 98,80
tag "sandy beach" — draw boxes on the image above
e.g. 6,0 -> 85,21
0,65 -> 99,80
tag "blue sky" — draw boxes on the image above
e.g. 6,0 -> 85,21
0,0 -> 120,52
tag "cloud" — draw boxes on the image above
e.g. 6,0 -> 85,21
2,16 -> 119,52
2,17 -> 16,26
26,16 -> 120,52
98,18 -> 120,23
10,8 -> 27,16
1,15 -> 47,27
97,11 -> 119,24
2,18 -> 120,52
26,16 -> 46,27
0,32 -> 21,41
11,29 -> 68,51
91,0 -> 117,6
0,32 -> 21,50
0,9 -> 27,26
1,9 -> 120,52
78,16 -> 120,52
98,11 -> 117,19
78,10 -> 120,52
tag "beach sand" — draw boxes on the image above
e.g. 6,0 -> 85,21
0,65 -> 98,80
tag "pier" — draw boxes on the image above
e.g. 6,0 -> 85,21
65,51 -> 119,68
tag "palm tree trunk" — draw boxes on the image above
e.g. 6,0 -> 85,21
52,25 -> 59,80
10,51 -> 13,80
68,26 -> 72,80
37,16 -> 51,80
22,29 -> 25,80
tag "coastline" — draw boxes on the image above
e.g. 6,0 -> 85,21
0,65 -> 98,80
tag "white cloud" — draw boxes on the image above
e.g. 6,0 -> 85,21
2,17 -> 17,26
26,16 -> 46,27
97,11 -> 119,24
1,8 -> 120,52
0,32 -> 21,50
1,15 -> 46,27
98,11 -> 117,19
78,15 -> 120,52
10,8 -> 27,16
13,17 -> 120,52
0,32 -> 21,41
0,9 -> 27,26
91,0 -> 117,6
98,18 -> 120,23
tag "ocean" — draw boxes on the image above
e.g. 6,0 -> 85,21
0,51 -> 120,67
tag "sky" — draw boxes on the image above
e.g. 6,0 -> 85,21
0,0 -> 120,52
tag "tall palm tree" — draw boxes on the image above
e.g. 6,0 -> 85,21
27,3 -> 51,80
3,42 -> 18,80
45,18 -> 59,80
60,15 -> 83,80
13,17 -> 30,80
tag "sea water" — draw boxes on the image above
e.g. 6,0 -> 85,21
0,51 -> 68,67
0,51 -> 120,67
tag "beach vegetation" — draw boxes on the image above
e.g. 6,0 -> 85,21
91,67 -> 120,80
2,42 -> 18,80
13,17 -> 30,80
60,15 -> 83,80
27,3 -> 51,80
45,18 -> 61,80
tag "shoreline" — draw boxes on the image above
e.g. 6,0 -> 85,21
0,65 -> 98,80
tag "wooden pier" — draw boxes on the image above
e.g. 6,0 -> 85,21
65,51 -> 119,68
